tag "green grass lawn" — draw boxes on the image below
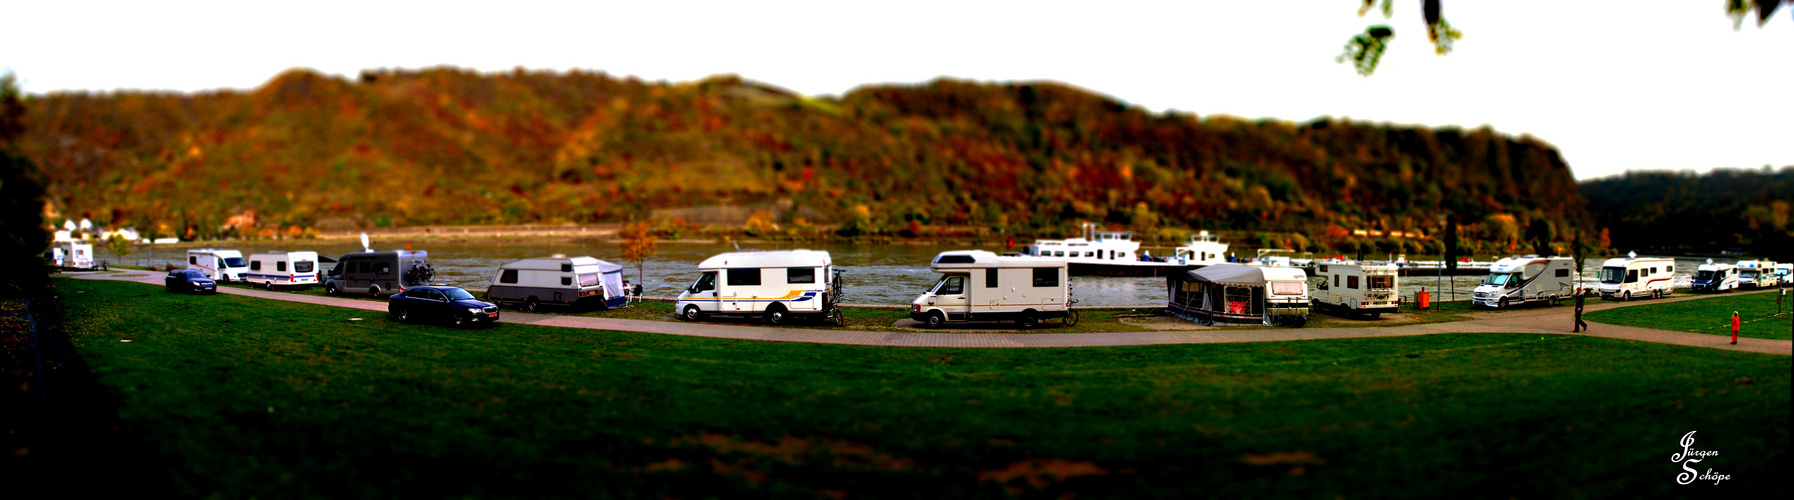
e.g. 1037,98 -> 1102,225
47,277 -> 1790,498
1585,291 -> 1794,340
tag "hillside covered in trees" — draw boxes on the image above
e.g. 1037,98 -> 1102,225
19,67 -> 1592,254
1581,168 -> 1793,260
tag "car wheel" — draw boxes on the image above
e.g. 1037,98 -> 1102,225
1017,314 -> 1039,329
926,312 -> 946,328
766,307 -> 787,326
396,308 -> 410,322
265,281 -> 275,291
325,283 -> 338,296
452,314 -> 465,327
682,305 -> 703,321
368,285 -> 381,297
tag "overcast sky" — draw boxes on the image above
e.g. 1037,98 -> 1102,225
5,1 -> 1790,180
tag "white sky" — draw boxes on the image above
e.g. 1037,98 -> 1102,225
4,1 -> 1790,180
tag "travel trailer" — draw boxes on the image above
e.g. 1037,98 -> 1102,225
186,248 -> 248,282
1311,261 -> 1399,317
1022,222 -> 1192,277
675,250 -> 844,326
245,251 -> 321,289
52,241 -> 95,269
1595,256 -> 1676,300
324,250 -> 434,297
485,256 -> 627,311
1736,260 -> 1779,289
1689,262 -> 1740,293
1167,263 -> 1310,327
909,250 -> 1073,329
1471,256 -> 1575,309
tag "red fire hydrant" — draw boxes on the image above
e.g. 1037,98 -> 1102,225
1418,288 -> 1431,310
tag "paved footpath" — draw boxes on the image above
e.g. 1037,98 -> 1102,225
73,272 -> 1791,355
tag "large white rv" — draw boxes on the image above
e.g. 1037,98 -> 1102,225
1736,260 -> 1779,289
53,241 -> 95,269
1690,262 -> 1740,293
485,256 -> 627,311
1775,263 -> 1792,286
245,251 -> 321,289
675,250 -> 843,325
910,250 -> 1073,329
186,249 -> 248,282
1595,256 -> 1676,300
1472,256 -> 1576,309
1312,262 -> 1399,317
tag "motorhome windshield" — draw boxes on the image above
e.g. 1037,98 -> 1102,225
1482,273 -> 1520,287
224,257 -> 246,268
1599,267 -> 1626,284
1694,270 -> 1717,281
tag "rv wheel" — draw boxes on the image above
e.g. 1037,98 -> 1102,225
1017,313 -> 1039,329
765,307 -> 787,326
682,305 -> 703,321
1622,291 -> 1631,301
1498,297 -> 1509,310
525,298 -> 539,312
926,312 -> 946,329
368,285 -> 381,296
265,281 -> 275,291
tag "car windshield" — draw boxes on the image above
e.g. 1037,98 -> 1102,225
1599,267 -> 1624,284
1481,273 -> 1518,286
443,288 -> 476,300
224,257 -> 246,268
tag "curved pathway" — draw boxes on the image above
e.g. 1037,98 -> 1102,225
72,271 -> 1791,355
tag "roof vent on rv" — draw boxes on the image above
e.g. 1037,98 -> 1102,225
1628,251 -> 1637,259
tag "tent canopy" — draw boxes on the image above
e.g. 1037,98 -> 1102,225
1174,263 -> 1267,287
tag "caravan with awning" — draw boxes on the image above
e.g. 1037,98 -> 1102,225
1167,263 -> 1310,327
485,256 -> 627,311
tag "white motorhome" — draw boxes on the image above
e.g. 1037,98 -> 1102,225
1472,256 -> 1575,309
1689,262 -> 1739,293
910,250 -> 1073,329
1775,263 -> 1792,286
1595,256 -> 1675,300
485,256 -> 627,311
1312,262 -> 1399,317
676,250 -> 843,325
245,251 -> 321,289
53,241 -> 95,269
1736,260 -> 1778,289
186,249 -> 248,282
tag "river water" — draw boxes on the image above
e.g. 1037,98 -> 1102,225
92,239 -> 1733,307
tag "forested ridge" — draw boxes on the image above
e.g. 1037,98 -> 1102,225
1581,168 -> 1793,260
20,67 -> 1594,253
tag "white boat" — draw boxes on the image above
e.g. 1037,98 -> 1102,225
1172,231 -> 1230,266
1021,223 -> 1208,277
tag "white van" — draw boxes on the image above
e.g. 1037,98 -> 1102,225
1595,256 -> 1675,300
1736,260 -> 1778,289
910,250 -> 1073,328
486,256 -> 627,311
186,249 -> 248,282
675,250 -> 843,325
245,251 -> 321,289
1472,256 -> 1576,309
1312,262 -> 1399,317
1690,262 -> 1740,293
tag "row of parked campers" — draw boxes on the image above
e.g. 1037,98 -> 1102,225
1691,259 -> 1787,292
186,249 -> 325,289
186,248 -> 433,295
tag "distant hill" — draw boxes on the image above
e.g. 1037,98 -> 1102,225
1580,168 -> 1793,260
20,67 -> 1591,252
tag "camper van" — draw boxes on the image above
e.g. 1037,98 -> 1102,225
53,241 -> 95,269
909,250 -> 1073,328
1312,262 -> 1399,317
323,250 -> 434,297
1736,260 -> 1778,289
186,249 -> 248,282
486,256 -> 627,311
1472,256 -> 1576,309
1595,256 -> 1676,300
1167,263 -> 1310,327
1690,263 -> 1740,293
1775,263 -> 1792,286
245,251 -> 321,289
675,250 -> 843,325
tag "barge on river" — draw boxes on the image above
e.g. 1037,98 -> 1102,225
1020,224 -> 1230,277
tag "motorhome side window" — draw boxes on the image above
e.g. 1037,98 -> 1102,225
277,261 -> 288,272
787,267 -> 816,284
986,268 -> 998,288
561,276 -> 572,286
1556,269 -> 1570,278
727,268 -> 761,286
1032,268 -> 1059,287
377,263 -> 390,275
357,261 -> 370,274
250,261 -> 262,271
500,269 -> 518,284
1347,276 -> 1359,289
189,256 -> 197,264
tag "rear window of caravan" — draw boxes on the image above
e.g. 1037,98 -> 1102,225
579,274 -> 599,287
1271,282 -> 1305,296
296,261 -> 313,273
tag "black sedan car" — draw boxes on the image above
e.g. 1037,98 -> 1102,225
164,270 -> 217,294
388,286 -> 501,326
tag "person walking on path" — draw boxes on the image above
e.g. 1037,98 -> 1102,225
1731,311 -> 1740,345
1572,287 -> 1590,332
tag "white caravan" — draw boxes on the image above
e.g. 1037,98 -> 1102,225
1472,256 -> 1576,309
1736,260 -> 1778,289
1595,256 -> 1676,300
910,250 -> 1073,329
186,249 -> 248,282
1775,263 -> 1792,286
676,250 -> 843,325
245,251 -> 321,289
1689,262 -> 1739,293
485,256 -> 627,311
53,241 -> 95,268
1311,262 -> 1399,317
